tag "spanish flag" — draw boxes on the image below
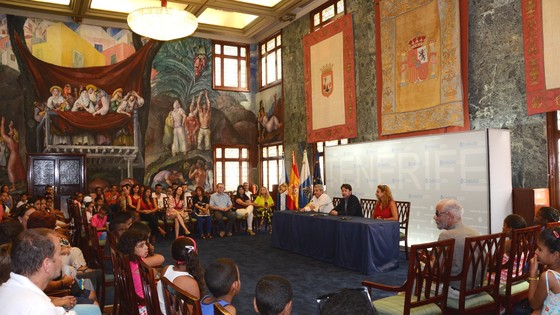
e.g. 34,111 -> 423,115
286,151 -> 300,210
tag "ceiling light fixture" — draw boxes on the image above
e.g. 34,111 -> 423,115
127,0 -> 198,41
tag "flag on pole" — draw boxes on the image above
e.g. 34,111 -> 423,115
313,147 -> 323,185
286,151 -> 300,210
277,152 -> 288,210
299,150 -> 312,209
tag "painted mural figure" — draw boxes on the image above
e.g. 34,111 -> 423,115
117,91 -> 144,116
46,85 -> 68,111
109,88 -> 123,112
47,85 -> 71,145
0,117 -> 25,191
170,99 -> 187,156
92,86 -> 111,116
258,97 -> 282,137
204,160 -> 213,192
188,159 -> 206,188
184,95 -> 200,151
71,90 -> 95,113
62,83 -> 75,108
33,101 -> 46,122
197,90 -> 211,151
0,138 -> 6,170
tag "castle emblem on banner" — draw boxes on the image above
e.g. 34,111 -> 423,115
321,63 -> 334,97
400,35 -> 438,86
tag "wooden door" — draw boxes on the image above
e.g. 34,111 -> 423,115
27,154 -> 86,215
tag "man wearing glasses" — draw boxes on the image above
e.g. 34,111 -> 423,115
434,199 -> 479,296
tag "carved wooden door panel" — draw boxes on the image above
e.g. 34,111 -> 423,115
27,154 -> 86,215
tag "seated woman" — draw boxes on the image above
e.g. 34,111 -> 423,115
372,184 -> 398,221
192,186 -> 212,239
254,187 -> 274,233
234,185 -> 256,236
136,187 -> 166,243
156,237 -> 205,315
167,186 -> 191,238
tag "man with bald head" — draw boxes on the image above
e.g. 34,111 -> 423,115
434,199 -> 480,293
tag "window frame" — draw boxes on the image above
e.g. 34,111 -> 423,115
309,0 -> 346,32
260,142 -> 285,191
547,111 -> 559,208
212,40 -> 250,92
314,139 -> 348,189
213,145 -> 251,193
259,31 -> 282,90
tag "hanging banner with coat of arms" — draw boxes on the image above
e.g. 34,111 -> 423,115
376,0 -> 469,137
303,14 -> 357,143
521,0 -> 560,115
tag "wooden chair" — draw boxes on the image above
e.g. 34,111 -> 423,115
360,198 -> 377,218
86,223 -> 114,311
447,232 -> 505,314
396,201 -> 411,259
161,276 -> 202,315
499,225 -> 539,315
137,258 -> 163,315
213,303 -> 233,315
545,221 -> 560,229
331,197 -> 342,208
68,202 -> 85,247
109,241 -> 141,315
363,238 -> 455,314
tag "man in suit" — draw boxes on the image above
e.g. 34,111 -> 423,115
329,184 -> 362,217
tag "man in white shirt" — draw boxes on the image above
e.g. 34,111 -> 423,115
151,184 -> 168,211
0,228 -> 76,314
302,184 -> 333,214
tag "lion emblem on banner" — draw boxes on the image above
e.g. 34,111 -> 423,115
321,63 -> 334,97
400,36 -> 438,86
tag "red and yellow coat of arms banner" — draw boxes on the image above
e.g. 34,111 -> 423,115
522,0 -> 560,115
303,14 -> 357,143
376,0 -> 470,137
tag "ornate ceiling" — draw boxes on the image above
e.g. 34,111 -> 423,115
0,0 -> 326,42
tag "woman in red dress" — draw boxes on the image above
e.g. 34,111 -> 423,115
372,184 -> 398,221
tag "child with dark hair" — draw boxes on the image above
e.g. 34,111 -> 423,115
535,206 -> 560,227
157,237 -> 205,315
118,229 -> 161,314
201,258 -> 240,315
90,206 -> 108,240
109,211 -> 133,237
254,275 -> 292,315
492,214 -> 528,285
528,227 -> 560,314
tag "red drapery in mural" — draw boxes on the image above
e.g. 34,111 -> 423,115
51,112 -> 132,134
12,32 -> 155,101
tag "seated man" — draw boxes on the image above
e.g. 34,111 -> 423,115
434,199 -> 480,295
209,183 -> 236,238
329,184 -> 362,217
0,228 -> 77,314
302,184 -> 333,214
254,275 -> 292,315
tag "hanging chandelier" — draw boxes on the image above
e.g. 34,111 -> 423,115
127,0 -> 198,41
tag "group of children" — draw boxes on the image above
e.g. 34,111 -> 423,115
501,207 -> 560,314
116,224 -> 293,315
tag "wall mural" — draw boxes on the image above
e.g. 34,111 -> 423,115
146,38 -> 257,192
0,14 -> 258,194
256,84 -> 283,144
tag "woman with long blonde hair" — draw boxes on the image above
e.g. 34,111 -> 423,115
372,184 -> 398,221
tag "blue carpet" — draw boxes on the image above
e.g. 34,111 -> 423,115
154,232 -> 408,314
